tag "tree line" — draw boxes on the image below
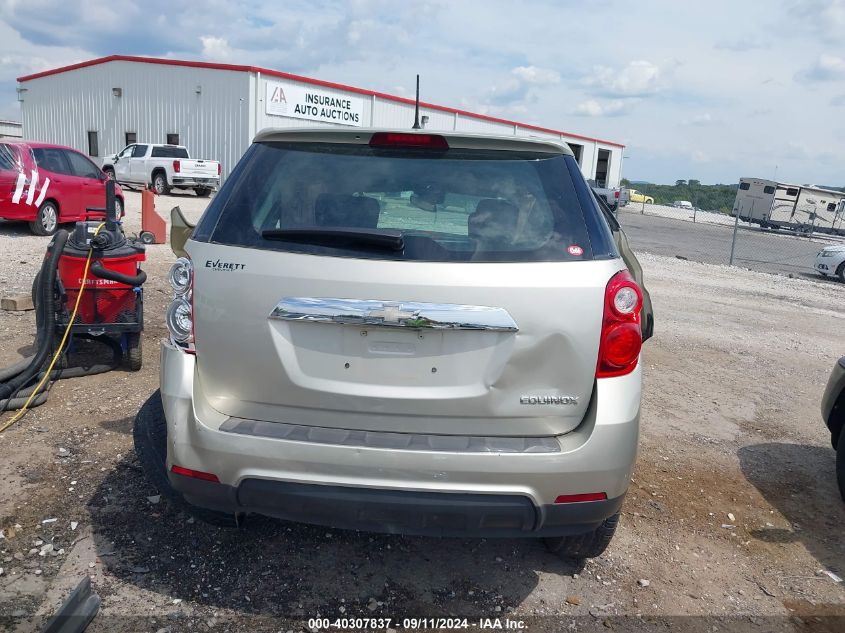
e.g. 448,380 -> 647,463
621,179 -> 739,213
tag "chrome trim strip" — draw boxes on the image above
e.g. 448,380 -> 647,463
220,418 -> 559,453
269,297 -> 518,332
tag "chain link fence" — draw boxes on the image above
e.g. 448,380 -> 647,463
615,200 -> 843,281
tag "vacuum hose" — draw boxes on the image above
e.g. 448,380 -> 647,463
90,261 -> 147,286
0,230 -> 68,402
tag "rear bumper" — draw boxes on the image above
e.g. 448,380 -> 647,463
170,177 -> 218,188
0,203 -> 36,221
170,473 -> 624,537
160,339 -> 640,537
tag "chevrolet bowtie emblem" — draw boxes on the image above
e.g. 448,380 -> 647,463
366,303 -> 417,323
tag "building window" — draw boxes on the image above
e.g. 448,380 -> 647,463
739,182 -> 750,190
166,133 -> 179,145
125,132 -> 137,146
87,131 -> 99,157
763,185 -> 775,194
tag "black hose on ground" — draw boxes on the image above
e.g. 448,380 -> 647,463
0,391 -> 49,411
0,355 -> 35,382
0,335 -> 123,411
0,230 -> 68,401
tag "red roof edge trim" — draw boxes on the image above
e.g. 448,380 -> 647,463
17,55 -> 625,148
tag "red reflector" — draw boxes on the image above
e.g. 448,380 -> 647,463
171,465 -> 219,482
369,132 -> 449,149
614,190 -> 620,198
173,159 -> 181,173
554,492 -> 608,504
217,163 -> 222,175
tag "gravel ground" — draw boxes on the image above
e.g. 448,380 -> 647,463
0,191 -> 844,632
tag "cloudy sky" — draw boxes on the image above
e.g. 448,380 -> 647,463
0,0 -> 843,185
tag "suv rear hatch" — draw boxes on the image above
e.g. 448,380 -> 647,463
187,130 -> 623,437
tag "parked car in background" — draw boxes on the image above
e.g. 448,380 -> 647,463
821,356 -> 845,501
0,140 -> 124,235
102,143 -> 220,197
673,200 -> 693,210
136,128 -> 651,562
588,180 -> 629,212
814,244 -> 845,281
628,189 -> 654,204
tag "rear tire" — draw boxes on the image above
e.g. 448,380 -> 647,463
133,390 -> 240,527
139,231 -> 155,245
194,187 -> 211,198
125,332 -> 142,371
543,512 -> 620,560
836,429 -> 845,503
836,261 -> 845,283
30,201 -> 59,236
151,172 -> 170,195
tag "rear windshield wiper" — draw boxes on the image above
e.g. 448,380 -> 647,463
261,227 -> 405,251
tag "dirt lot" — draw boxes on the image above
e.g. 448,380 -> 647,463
0,191 -> 844,632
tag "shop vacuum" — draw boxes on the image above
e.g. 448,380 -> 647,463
0,180 -> 147,422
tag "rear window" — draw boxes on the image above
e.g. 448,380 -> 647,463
198,142 -> 615,263
151,146 -> 189,159
739,182 -> 751,190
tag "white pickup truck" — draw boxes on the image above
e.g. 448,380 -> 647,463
102,143 -> 220,197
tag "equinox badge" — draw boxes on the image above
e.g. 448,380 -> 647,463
520,395 -> 579,405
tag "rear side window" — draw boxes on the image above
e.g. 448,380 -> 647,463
151,146 -> 189,159
32,148 -> 72,175
763,185 -> 775,194
199,142 -> 615,263
0,144 -> 20,171
64,150 -> 102,179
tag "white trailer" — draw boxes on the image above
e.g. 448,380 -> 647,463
733,177 -> 845,235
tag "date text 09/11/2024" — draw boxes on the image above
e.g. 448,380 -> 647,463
307,618 -> 527,630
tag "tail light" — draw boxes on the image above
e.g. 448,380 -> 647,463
596,270 -> 643,378
614,190 -> 620,199
369,132 -> 449,149
217,163 -> 222,176
166,257 -> 194,347
173,159 -> 181,173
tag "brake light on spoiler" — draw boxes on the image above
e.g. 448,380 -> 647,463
369,132 -> 449,149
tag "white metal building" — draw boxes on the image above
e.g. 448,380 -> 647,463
0,120 -> 22,138
17,55 -> 625,185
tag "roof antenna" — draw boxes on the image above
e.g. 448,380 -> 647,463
412,74 -> 421,130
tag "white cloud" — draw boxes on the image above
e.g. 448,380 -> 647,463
485,65 -> 560,106
511,65 -> 560,85
199,35 -> 234,61
796,53 -> 845,81
571,99 -> 633,117
787,0 -> 845,42
586,60 -> 663,97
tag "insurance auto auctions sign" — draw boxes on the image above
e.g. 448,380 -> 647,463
265,81 -> 364,127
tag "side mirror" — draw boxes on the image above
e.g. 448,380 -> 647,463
170,206 -> 195,257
